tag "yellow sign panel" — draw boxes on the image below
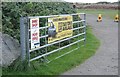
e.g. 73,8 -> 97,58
48,16 -> 73,43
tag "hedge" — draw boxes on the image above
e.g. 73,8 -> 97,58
2,2 -> 76,41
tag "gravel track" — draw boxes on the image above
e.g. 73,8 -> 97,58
62,14 -> 118,75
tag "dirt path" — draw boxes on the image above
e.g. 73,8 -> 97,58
62,14 -> 118,75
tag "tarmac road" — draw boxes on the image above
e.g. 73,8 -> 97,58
62,14 -> 118,75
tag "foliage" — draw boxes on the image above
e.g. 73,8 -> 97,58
2,2 -> 76,41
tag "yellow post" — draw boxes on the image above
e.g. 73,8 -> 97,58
114,14 -> 119,22
97,14 -> 102,22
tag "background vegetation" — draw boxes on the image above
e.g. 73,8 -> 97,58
2,2 -> 76,40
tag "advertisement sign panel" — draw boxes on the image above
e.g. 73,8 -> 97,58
30,18 -> 40,49
48,16 -> 73,43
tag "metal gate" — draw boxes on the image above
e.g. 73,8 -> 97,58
20,13 -> 86,65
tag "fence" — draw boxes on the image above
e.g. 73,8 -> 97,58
20,13 -> 86,65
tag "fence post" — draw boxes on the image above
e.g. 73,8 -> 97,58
20,17 -> 27,61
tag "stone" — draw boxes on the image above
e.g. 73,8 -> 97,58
1,33 -> 20,67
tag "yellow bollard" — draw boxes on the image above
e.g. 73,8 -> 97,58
114,14 -> 119,22
97,14 -> 102,22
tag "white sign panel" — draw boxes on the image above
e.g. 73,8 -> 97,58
30,18 -> 40,49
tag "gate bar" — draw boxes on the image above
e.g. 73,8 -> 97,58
29,32 -> 85,52
30,38 -> 85,62
28,13 -> 85,19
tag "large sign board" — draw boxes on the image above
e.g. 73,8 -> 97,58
48,16 -> 73,43
30,18 -> 40,49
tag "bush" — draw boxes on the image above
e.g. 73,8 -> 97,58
2,2 -> 76,41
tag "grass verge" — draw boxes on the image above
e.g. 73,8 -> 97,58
77,9 -> 118,19
2,26 -> 100,75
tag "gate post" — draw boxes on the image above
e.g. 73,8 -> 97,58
84,14 -> 86,45
26,17 -> 30,66
20,17 -> 27,61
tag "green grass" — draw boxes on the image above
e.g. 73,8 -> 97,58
77,9 -> 118,19
2,26 -> 100,75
